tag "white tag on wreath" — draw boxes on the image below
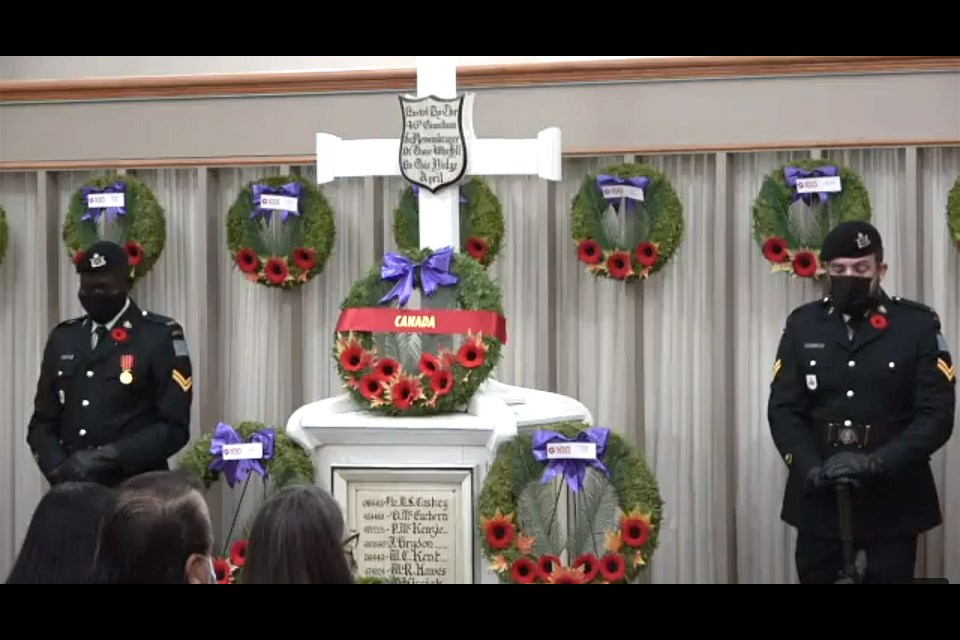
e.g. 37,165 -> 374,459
545,442 -> 597,460
260,194 -> 299,213
795,176 -> 841,194
222,442 -> 264,460
87,192 -> 125,208
600,184 -> 645,202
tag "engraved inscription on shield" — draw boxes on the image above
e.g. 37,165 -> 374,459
398,94 -> 468,194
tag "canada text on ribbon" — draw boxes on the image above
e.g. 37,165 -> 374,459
336,308 -> 507,344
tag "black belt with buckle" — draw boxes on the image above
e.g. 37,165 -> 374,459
817,421 -> 872,450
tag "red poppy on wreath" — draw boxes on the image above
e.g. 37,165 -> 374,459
577,239 -> 603,265
229,540 -> 247,567
374,357 -> 401,380
466,237 -> 488,262
358,374 -> 384,401
264,257 -> 289,285
762,237 -> 789,263
481,509 -> 515,550
870,314 -> 888,330
110,327 -> 128,343
125,241 -> 144,267
572,553 -> 601,582
635,241 -> 660,268
791,250 -> 819,278
605,250 -> 634,280
457,333 -> 488,369
598,553 -> 627,582
510,557 -> 538,584
537,554 -> 562,580
388,373 -> 424,410
72,250 -> 85,267
213,558 -> 233,584
419,353 -> 441,376
235,248 -> 260,274
337,335 -> 374,373
620,508 -> 653,547
293,247 -> 317,271
430,369 -> 454,398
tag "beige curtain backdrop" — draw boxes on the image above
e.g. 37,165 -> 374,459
1,146 -> 957,583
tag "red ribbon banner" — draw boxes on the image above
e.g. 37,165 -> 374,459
336,308 -> 508,344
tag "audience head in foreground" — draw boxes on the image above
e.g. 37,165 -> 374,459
5,481 -> 114,584
89,469 -> 215,584
243,484 -> 355,584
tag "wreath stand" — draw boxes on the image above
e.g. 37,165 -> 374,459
287,60 -> 592,584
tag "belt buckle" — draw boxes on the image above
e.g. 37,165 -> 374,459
837,426 -> 858,445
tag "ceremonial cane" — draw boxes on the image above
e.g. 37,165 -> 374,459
834,482 -> 865,584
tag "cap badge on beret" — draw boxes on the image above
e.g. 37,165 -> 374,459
90,253 -> 106,269
855,232 -> 870,250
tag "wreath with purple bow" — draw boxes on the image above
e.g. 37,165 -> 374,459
63,173 -> 167,280
226,174 -> 336,290
752,158 -> 872,279
478,421 -> 663,584
571,163 -> 684,283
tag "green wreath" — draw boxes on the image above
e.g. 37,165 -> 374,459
334,246 -> 505,417
753,159 -> 872,279
478,421 -> 663,584
62,173 -> 166,280
393,177 -> 505,267
571,163 -> 684,282
948,175 -> 960,251
0,205 -> 8,268
176,420 -> 316,491
226,174 -> 336,290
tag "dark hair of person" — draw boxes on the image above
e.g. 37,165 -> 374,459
5,482 -> 114,584
243,484 -> 355,584
88,470 -> 213,584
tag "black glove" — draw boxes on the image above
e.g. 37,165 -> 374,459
805,465 -> 834,493
62,446 -> 120,482
822,451 -> 886,483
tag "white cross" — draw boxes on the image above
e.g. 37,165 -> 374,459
315,56 -> 562,252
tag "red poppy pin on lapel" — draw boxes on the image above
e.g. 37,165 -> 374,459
869,314 -> 888,330
111,327 -> 129,343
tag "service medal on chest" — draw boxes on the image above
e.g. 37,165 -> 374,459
120,354 -> 135,385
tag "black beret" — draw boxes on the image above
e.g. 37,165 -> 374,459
76,240 -> 131,275
820,221 -> 883,262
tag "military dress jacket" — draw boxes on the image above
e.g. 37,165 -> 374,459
27,300 -> 193,487
768,292 -> 955,538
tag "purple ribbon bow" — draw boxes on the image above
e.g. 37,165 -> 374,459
251,182 -> 303,223
596,174 -> 649,213
784,165 -> 839,206
411,184 -> 468,204
208,422 -> 276,488
81,182 -> 127,223
378,246 -> 459,308
531,427 -> 611,492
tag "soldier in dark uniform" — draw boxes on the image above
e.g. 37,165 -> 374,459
27,240 -> 193,488
768,221 -> 955,584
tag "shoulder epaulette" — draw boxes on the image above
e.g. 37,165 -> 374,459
141,310 -> 174,325
55,316 -> 83,328
789,298 -> 827,318
891,296 -> 940,323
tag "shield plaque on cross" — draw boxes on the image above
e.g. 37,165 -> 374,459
398,94 -> 468,194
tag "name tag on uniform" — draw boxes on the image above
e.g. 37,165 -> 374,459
803,343 -> 825,350
806,374 -> 818,391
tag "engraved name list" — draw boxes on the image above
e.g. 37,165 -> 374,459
356,490 -> 457,584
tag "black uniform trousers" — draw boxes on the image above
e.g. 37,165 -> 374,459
795,533 -> 918,584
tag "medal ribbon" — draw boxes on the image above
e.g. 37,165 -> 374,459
121,354 -> 135,371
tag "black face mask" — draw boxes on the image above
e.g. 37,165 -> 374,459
829,275 -> 876,317
79,289 -> 127,324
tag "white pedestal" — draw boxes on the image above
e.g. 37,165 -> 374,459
285,378 -> 592,584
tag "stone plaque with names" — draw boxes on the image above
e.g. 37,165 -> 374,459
333,467 -> 474,584
398,94 -> 468,194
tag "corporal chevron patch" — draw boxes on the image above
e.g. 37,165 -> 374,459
172,369 -> 193,392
